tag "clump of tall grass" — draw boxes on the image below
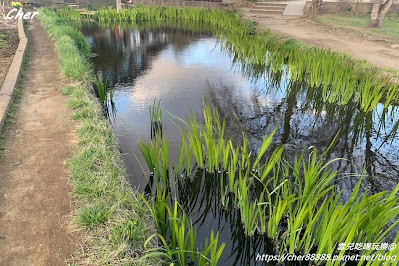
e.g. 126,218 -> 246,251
75,201 -> 112,228
94,76 -> 107,103
94,76 -> 114,109
53,6 -> 81,21
138,101 -> 399,264
140,191 -> 225,265
149,99 -> 162,138
38,9 -> 158,265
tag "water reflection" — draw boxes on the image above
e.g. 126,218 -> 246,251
174,169 -> 276,265
208,80 -> 399,200
81,20 -> 399,265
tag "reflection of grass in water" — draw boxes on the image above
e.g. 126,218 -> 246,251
139,101 -> 399,265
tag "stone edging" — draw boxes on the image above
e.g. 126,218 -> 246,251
0,18 -> 28,134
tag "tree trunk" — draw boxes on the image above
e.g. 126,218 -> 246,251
369,1 -> 382,27
369,0 -> 394,28
375,0 -> 394,27
116,0 -> 121,12
311,0 -> 323,15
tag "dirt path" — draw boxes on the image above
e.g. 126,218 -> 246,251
0,19 -> 76,265
243,11 -> 399,73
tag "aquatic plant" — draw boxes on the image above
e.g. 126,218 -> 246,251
138,130 -> 169,185
140,189 -> 225,266
56,6 -> 80,20
94,76 -> 108,103
138,101 -> 399,264
93,76 -> 115,115
149,99 -> 162,138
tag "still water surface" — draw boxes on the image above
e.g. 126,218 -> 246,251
82,21 -> 399,265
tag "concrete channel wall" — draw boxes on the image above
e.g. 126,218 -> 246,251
0,19 -> 28,134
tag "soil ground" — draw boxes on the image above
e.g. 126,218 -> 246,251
0,22 -> 18,88
0,19 -> 76,265
243,11 -> 399,73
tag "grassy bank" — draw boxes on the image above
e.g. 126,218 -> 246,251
37,8 -> 157,265
315,14 -> 399,40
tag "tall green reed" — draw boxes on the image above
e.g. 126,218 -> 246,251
140,188 -> 225,265
138,100 -> 399,264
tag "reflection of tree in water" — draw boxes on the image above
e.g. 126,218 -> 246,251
205,78 -> 399,200
81,21 -> 211,87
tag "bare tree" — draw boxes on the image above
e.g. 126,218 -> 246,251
1,0 -> 9,25
369,0 -> 394,28
1,0 -> 17,28
116,0 -> 121,11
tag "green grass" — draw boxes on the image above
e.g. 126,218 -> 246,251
315,14 -> 399,39
37,8 -> 158,265
59,86 -> 74,96
75,202 -> 112,228
0,34 -> 8,48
